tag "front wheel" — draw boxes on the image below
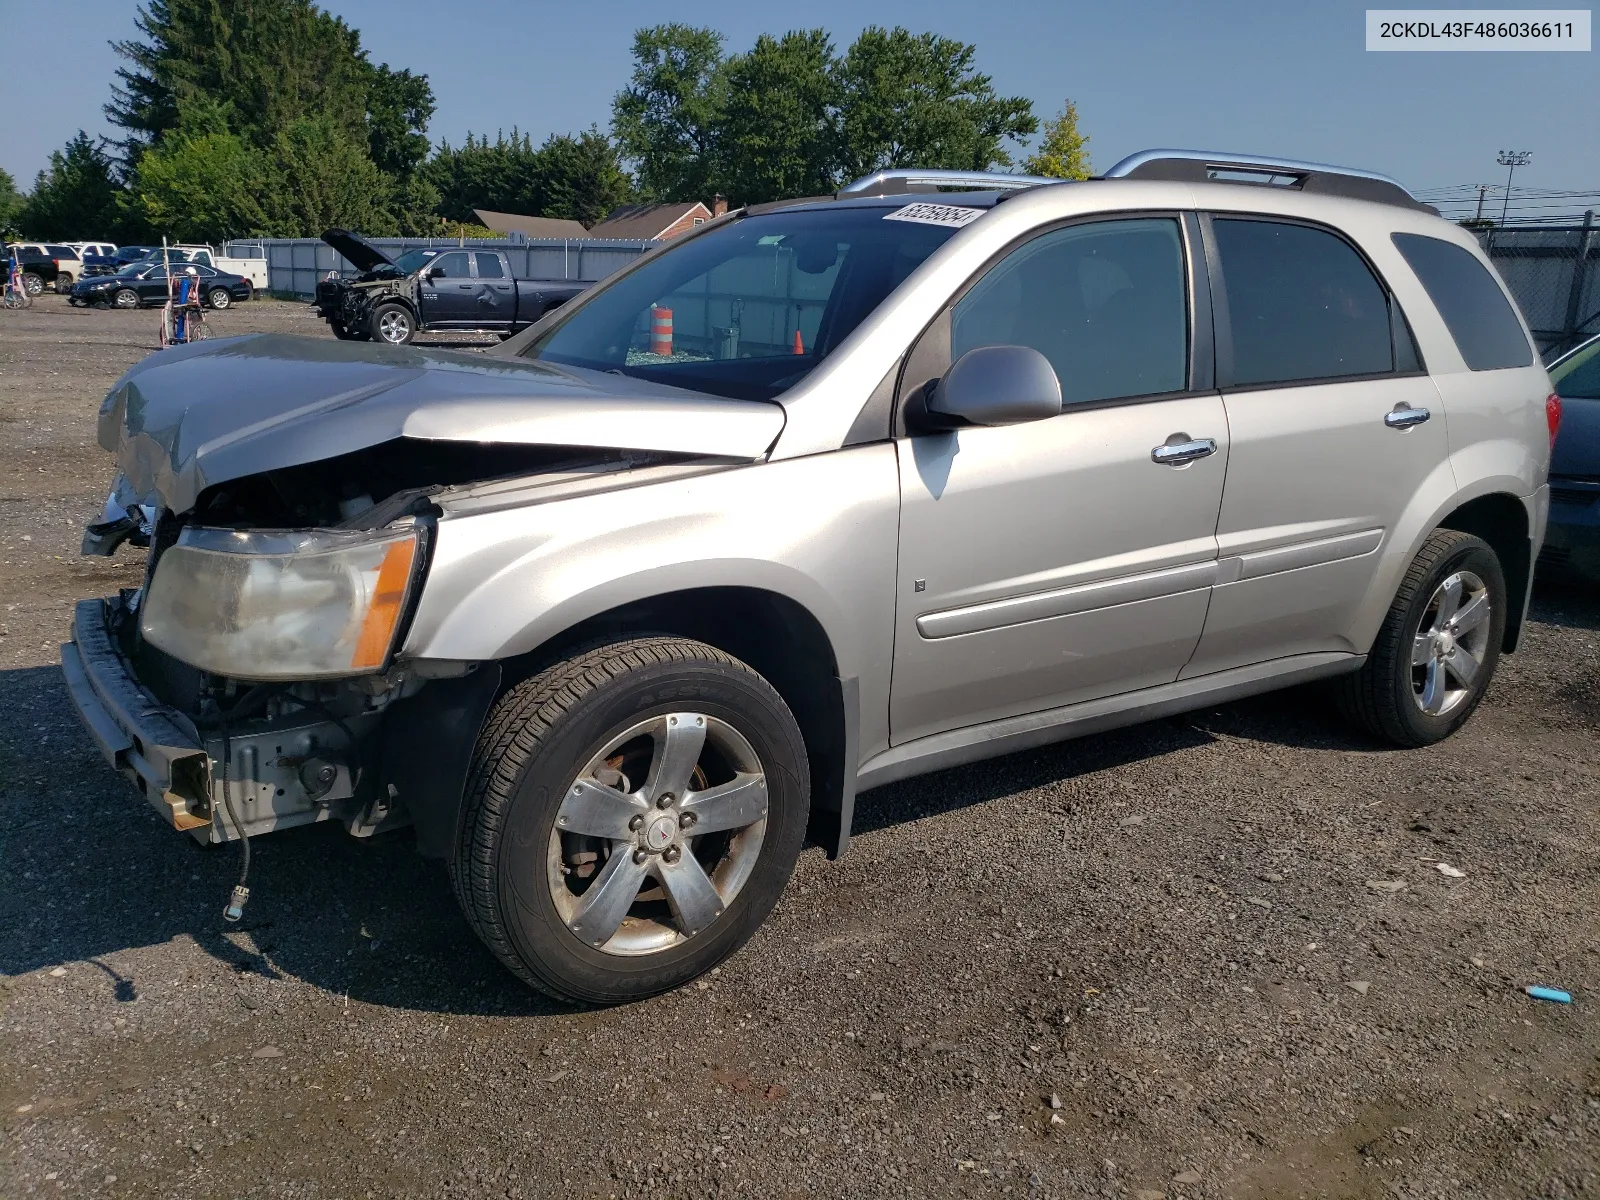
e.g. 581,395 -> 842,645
452,637 -> 810,1005
370,302 -> 414,345
113,288 -> 140,309
207,287 -> 231,309
22,273 -> 44,296
1336,529 -> 1506,747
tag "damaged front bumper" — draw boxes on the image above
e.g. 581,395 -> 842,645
60,597 -> 391,844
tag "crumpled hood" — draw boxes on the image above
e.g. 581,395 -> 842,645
98,334 -> 786,514
322,228 -> 394,273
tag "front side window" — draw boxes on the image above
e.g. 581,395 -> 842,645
524,205 -> 958,401
1214,218 -> 1394,387
474,252 -> 505,279
952,218 -> 1189,405
1392,233 -> 1533,371
429,252 -> 469,279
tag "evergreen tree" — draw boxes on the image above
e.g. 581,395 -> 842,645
18,133 -> 123,239
611,25 -> 726,202
0,167 -> 21,237
1023,100 -> 1091,180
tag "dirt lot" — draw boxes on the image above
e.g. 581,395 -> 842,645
1,294 -> 1597,1199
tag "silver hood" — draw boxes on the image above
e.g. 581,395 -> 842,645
97,334 -> 786,514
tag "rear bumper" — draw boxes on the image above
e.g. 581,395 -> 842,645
1542,478 -> 1600,578
60,598 -> 214,834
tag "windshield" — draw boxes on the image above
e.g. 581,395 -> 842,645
391,249 -> 437,274
522,206 -> 961,400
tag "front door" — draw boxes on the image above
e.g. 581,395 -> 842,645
419,251 -> 475,324
1183,215 -> 1452,676
891,216 -> 1228,745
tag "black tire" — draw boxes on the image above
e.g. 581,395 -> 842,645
207,287 -> 231,309
370,302 -> 414,345
56,273 -> 74,292
113,288 -> 140,309
452,636 -> 810,1005
329,319 -> 362,340
1336,529 -> 1506,747
22,273 -> 44,296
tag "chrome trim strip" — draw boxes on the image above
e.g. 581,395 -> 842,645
1235,528 -> 1384,581
916,559 -> 1218,640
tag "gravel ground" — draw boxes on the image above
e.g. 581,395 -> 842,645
1,294 -> 1597,1199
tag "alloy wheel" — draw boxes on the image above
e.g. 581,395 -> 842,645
547,712 -> 768,956
1411,570 -> 1491,716
377,310 -> 411,343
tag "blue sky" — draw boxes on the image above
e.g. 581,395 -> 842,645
3,0 -> 1594,206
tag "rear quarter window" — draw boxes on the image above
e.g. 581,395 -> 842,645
1391,233 -> 1533,371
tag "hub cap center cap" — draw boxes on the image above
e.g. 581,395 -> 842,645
1436,630 -> 1455,656
644,815 -> 677,852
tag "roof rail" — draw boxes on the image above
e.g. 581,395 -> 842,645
838,168 -> 1064,197
1103,149 -> 1430,212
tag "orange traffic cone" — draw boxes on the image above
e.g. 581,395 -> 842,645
793,329 -> 804,355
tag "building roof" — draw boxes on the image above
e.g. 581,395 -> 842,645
587,202 -> 711,240
473,209 -> 591,239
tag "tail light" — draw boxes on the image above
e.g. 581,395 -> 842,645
1546,392 -> 1562,452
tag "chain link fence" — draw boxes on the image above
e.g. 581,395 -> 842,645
1478,216 -> 1599,360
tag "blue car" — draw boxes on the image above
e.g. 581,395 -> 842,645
1543,333 -> 1600,580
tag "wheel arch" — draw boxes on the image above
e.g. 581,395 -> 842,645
1435,490 -> 1532,651
502,586 -> 857,859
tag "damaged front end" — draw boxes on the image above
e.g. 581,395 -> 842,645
62,333 -> 784,871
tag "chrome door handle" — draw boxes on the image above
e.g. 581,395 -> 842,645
1151,436 -> 1218,466
1384,404 -> 1431,429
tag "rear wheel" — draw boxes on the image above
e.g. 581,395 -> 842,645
452,636 -> 810,1005
207,287 -> 232,309
370,302 -> 414,345
1336,530 -> 1506,747
22,273 -> 44,296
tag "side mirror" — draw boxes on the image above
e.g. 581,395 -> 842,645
922,344 -> 1062,428
426,266 -> 444,280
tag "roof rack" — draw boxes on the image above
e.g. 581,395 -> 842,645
838,168 -> 1065,197
1104,149 -> 1430,212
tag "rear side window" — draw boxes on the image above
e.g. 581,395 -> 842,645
1551,339 -> 1600,399
1391,233 -> 1532,371
1213,218 -> 1394,387
474,252 -> 505,279
952,218 -> 1189,406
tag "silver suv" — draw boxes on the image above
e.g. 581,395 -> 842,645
64,151 -> 1553,1004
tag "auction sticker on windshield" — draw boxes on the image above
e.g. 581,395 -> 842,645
884,203 -> 986,228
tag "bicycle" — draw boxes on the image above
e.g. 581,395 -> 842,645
2,257 -> 32,309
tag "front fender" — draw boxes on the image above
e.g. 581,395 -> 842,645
400,445 -> 902,753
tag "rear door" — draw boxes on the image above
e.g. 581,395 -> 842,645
1183,215 -> 1450,676
474,251 -> 516,325
891,214 -> 1229,744
420,250 -> 474,324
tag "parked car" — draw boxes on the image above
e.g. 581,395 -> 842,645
6,247 -> 62,295
69,261 -> 253,309
1541,332 -> 1600,579
82,245 -> 159,278
312,229 -> 587,344
65,151 -> 1552,1005
123,243 -> 268,291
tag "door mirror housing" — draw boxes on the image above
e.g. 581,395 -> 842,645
920,344 -> 1063,429
426,266 -> 444,280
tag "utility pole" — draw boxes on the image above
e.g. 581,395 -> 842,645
1495,150 -> 1531,227
1473,184 -> 1491,223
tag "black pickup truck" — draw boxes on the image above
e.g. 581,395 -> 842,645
313,230 -> 589,345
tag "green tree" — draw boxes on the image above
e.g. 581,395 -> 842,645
717,31 -> 839,204
834,27 -> 1036,178
427,128 -> 632,228
611,24 -> 726,202
0,167 -> 21,236
18,133 -> 124,239
532,129 -> 634,226
260,116 -> 395,235
1023,100 -> 1091,180
125,129 -> 267,242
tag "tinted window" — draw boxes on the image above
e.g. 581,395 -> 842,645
1392,233 -> 1533,371
429,252 -> 469,279
474,252 -> 505,279
526,206 -> 957,401
45,245 -> 77,258
1214,219 -> 1393,387
952,218 -> 1188,405
1552,338 -> 1600,399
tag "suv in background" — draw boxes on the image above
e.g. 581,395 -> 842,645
1542,332 -> 1600,578
6,246 -> 62,295
64,151 -> 1551,1006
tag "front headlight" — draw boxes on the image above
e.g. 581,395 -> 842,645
141,524 -> 421,680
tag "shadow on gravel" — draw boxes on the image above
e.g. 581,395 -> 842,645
1529,573 -> 1600,631
0,665 -> 565,1018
